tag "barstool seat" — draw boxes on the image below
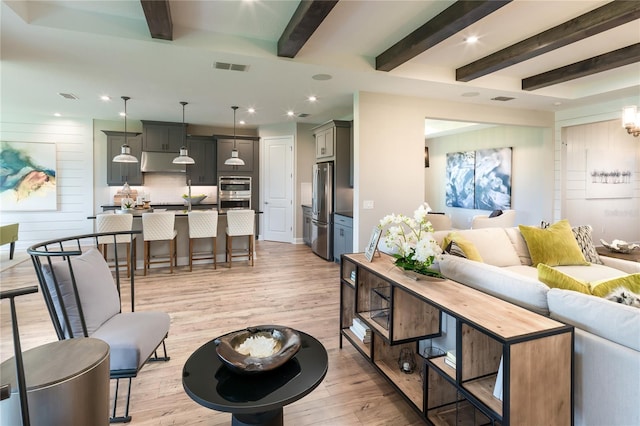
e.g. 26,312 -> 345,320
225,209 -> 255,267
142,212 -> 177,275
96,212 -> 136,277
188,210 -> 218,271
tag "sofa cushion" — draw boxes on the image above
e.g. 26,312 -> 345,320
519,220 -> 589,267
537,264 -> 591,294
554,264 -> 626,282
504,227 -> 532,265
572,225 -> 603,264
548,288 -> 640,352
439,256 -> 550,315
446,228 -> 521,267
590,274 -> 640,298
442,232 -> 483,262
444,240 -> 467,258
42,248 -> 121,338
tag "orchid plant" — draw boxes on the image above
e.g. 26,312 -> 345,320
378,203 -> 443,277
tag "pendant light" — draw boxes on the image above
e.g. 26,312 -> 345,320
173,101 -> 195,164
224,105 -> 245,166
112,96 -> 138,163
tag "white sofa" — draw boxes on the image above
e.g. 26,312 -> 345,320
432,227 -> 640,426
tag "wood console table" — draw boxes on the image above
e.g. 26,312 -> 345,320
596,246 -> 640,262
339,253 -> 574,426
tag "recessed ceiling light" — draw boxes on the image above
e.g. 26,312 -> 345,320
239,120 -> 246,125
54,113 -> 61,117
247,107 -> 255,114
287,111 -> 295,117
465,36 -> 478,44
312,74 -> 332,81
308,95 -> 317,102
553,101 -> 562,106
461,92 -> 479,97
119,112 -> 126,117
100,95 -> 111,101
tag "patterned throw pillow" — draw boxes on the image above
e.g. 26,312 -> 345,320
445,240 -> 467,258
572,225 -> 603,264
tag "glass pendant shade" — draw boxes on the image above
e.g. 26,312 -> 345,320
224,105 -> 245,166
113,96 -> 138,163
173,101 -> 195,164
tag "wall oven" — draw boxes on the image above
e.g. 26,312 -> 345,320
218,176 -> 251,212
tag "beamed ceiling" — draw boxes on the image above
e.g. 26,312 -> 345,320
1,0 -> 639,127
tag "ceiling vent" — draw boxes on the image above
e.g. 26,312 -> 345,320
58,92 -> 79,100
213,62 -> 249,72
491,96 -> 515,102
297,113 -> 310,118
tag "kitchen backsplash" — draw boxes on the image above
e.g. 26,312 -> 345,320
108,174 -> 217,204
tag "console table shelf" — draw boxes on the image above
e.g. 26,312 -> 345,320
339,253 -> 574,426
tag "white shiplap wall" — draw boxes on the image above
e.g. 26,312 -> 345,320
1,115 -> 94,250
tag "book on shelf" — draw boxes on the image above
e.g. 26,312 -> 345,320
443,349 -> 456,369
349,325 -> 371,343
493,356 -> 504,401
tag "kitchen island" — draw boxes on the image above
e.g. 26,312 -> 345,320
92,203 -> 258,271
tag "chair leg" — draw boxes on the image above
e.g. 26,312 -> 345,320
249,235 -> 254,266
110,377 -> 132,423
226,235 -> 232,268
169,239 -> 174,274
213,236 -> 217,269
125,243 -> 131,278
143,241 -> 149,276
189,238 -> 193,272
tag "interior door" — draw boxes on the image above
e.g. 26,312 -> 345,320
262,136 -> 294,243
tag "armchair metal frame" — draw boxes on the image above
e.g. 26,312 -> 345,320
27,230 -> 170,423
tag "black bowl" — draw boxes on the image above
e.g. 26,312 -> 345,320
214,326 -> 301,374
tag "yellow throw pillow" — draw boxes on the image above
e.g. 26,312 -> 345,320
442,232 -> 483,262
590,274 -> 640,297
519,220 -> 589,267
537,264 -> 591,294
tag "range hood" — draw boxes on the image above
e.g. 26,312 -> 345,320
140,151 -> 186,173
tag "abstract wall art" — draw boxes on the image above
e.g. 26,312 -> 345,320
585,149 -> 634,199
0,141 -> 57,211
446,147 -> 512,210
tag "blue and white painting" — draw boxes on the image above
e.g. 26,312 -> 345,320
0,141 -> 57,211
474,147 -> 512,210
446,151 -> 475,208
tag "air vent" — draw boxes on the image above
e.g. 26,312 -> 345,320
213,62 -> 249,72
58,92 -> 79,100
297,113 -> 310,118
491,96 -> 515,102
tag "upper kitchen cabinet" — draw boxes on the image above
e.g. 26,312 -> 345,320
104,131 -> 143,186
216,136 -> 258,172
313,120 -> 351,162
186,135 -> 216,185
142,120 -> 185,153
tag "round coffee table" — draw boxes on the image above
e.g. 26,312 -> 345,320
182,328 -> 328,426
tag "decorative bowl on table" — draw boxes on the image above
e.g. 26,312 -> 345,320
600,239 -> 640,254
214,326 -> 301,374
182,194 -> 207,205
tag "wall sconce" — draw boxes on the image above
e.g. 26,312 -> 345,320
622,105 -> 639,137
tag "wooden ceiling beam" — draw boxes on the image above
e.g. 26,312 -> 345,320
457,1 -> 640,82
522,43 -> 640,91
376,1 -> 511,72
278,0 -> 339,58
140,0 -> 173,41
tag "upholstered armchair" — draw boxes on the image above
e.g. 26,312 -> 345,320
28,230 -> 170,423
471,209 -> 516,229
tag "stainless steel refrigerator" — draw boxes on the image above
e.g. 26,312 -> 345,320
311,161 -> 333,260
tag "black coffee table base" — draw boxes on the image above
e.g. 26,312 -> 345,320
232,409 -> 283,426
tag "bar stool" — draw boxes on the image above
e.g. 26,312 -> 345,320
225,209 -> 255,267
142,212 -> 177,275
96,212 -> 136,277
188,210 -> 218,271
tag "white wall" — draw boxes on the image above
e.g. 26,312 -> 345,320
1,114 -> 94,249
555,95 -> 640,242
425,125 -> 553,229
353,91 -> 554,251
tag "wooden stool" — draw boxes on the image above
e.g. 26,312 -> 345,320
225,210 -> 255,267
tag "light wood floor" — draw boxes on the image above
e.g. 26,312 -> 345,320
1,241 -> 425,425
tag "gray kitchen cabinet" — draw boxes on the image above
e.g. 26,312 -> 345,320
103,131 -> 143,186
142,120 -> 186,152
186,135 -> 216,185
216,137 -> 256,172
315,126 -> 334,159
333,213 -> 353,263
302,205 -> 312,246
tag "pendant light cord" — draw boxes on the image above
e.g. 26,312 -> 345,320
232,106 -> 238,149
